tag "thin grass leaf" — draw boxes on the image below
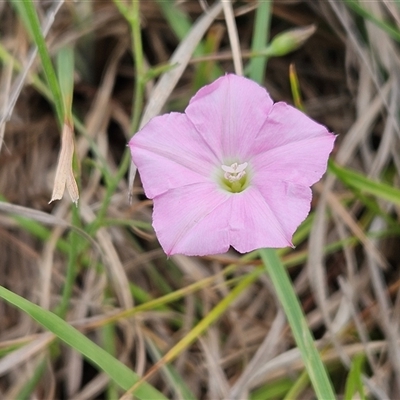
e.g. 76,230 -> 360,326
329,160 -> 400,207
11,0 -> 64,123
283,369 -> 309,400
55,207 -> 80,318
289,64 -> 305,111
248,1 -> 272,83
146,338 -> 197,400
193,25 -> 224,90
259,248 -> 335,399
120,268 -> 261,398
343,0 -> 400,43
0,286 -> 167,400
250,377 -> 293,400
156,0 -> 193,42
344,354 -> 366,400
57,46 -> 74,120
15,357 -> 47,400
156,0 -> 223,79
102,323 -> 119,400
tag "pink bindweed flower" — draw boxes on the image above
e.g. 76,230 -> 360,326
129,74 -> 335,256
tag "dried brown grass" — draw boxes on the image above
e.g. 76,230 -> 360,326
1,0 -> 400,399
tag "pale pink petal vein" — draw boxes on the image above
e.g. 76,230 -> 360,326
129,74 -> 335,256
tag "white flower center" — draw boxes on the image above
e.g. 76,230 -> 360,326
221,162 -> 248,182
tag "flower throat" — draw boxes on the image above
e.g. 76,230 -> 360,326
220,162 -> 249,193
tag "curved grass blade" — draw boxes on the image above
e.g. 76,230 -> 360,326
0,286 -> 167,400
259,248 -> 335,399
343,0 -> 400,43
329,161 -> 400,207
11,0 -> 64,123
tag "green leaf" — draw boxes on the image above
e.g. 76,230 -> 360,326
248,1 -> 272,83
57,46 -> 75,120
11,0 -> 64,123
343,0 -> 400,43
344,354 -> 366,400
329,161 -> 400,207
146,339 -> 197,400
250,377 -> 293,400
15,357 -> 47,400
259,248 -> 335,399
0,286 -> 167,400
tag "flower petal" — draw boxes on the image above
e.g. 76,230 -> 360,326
185,74 -> 273,160
152,183 -> 232,256
129,113 -> 218,198
253,102 -> 333,151
152,181 -> 309,256
254,180 -> 312,244
249,102 -> 335,186
229,186 -> 294,252
252,135 -> 335,187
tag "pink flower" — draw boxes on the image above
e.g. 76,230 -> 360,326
129,74 -> 335,256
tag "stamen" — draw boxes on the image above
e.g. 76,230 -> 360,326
221,162 -> 248,182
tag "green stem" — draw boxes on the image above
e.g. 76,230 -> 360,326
259,248 -> 335,399
55,206 -> 80,318
22,0 -> 64,123
87,0 -> 146,235
86,150 -> 131,236
130,0 -> 146,133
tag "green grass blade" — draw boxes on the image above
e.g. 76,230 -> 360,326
259,248 -> 335,399
283,369 -> 309,400
146,338 -> 197,400
54,207 -> 80,318
57,46 -> 74,120
289,64 -> 305,111
102,323 -> 119,400
193,27 -> 224,90
156,0 -> 222,86
14,357 -> 47,400
156,0 -> 192,42
329,161 -> 400,207
344,354 -> 366,400
248,1 -> 272,83
0,286 -> 167,400
12,0 -> 64,123
343,0 -> 400,43
250,377 -> 293,400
